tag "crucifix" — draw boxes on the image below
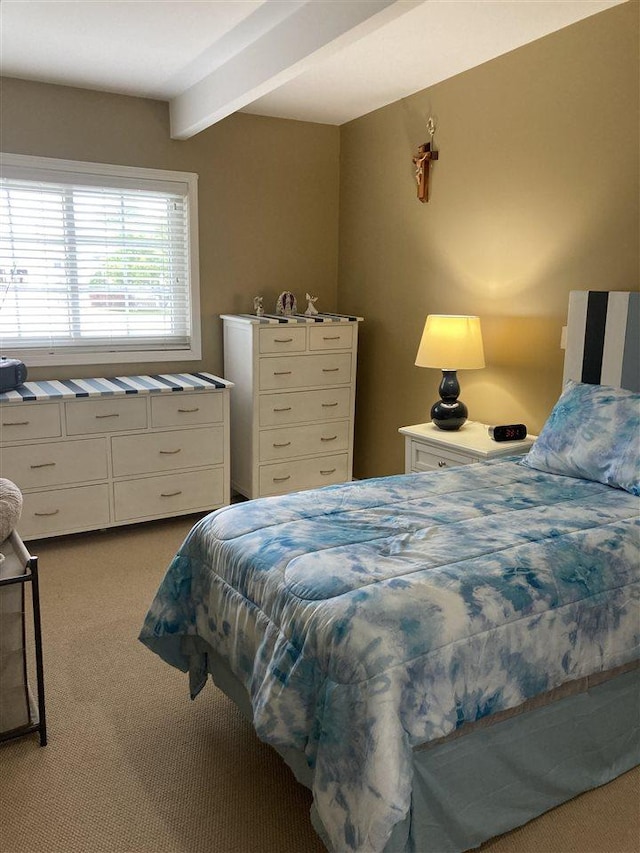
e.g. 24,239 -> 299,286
412,117 -> 439,203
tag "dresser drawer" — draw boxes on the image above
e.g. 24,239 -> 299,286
151,392 -> 223,427
259,326 -> 307,354
3,438 -> 108,489
0,403 -> 61,441
259,453 -> 349,496
309,324 -> 354,351
259,388 -> 351,426
111,426 -> 223,477
113,468 -> 224,521
259,353 -> 352,391
20,484 -> 110,539
65,396 -> 147,435
411,443 -> 477,472
259,421 -> 350,462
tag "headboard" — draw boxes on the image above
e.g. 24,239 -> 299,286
563,290 -> 639,392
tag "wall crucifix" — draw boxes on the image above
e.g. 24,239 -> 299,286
412,117 -> 439,203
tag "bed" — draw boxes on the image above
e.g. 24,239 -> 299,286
139,290 -> 639,853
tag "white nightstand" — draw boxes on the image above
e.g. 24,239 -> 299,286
399,421 -> 535,474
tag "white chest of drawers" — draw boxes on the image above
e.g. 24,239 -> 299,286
0,373 -> 232,540
221,313 -> 362,498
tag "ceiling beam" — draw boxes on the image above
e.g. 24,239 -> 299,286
170,0 -> 424,139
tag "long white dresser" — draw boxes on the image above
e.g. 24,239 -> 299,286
221,313 -> 362,499
0,372 -> 232,540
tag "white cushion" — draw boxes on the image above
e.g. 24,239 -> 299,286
0,479 -> 23,542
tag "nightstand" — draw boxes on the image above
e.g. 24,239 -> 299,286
399,421 -> 535,474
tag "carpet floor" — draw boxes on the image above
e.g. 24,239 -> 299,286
0,515 -> 638,853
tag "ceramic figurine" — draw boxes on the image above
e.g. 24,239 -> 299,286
253,295 -> 264,317
276,291 -> 297,316
304,293 -> 319,316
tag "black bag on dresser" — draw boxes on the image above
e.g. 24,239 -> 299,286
0,358 -> 27,392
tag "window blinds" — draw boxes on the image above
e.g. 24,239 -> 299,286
0,155 -> 200,364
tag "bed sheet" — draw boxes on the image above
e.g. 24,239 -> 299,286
140,459 -> 640,853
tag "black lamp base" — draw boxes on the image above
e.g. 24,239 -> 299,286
431,399 -> 468,430
431,369 -> 468,431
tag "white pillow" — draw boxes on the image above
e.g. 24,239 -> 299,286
0,479 -> 23,543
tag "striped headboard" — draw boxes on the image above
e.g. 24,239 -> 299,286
563,290 -> 639,392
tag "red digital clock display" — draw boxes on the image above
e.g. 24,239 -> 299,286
489,424 -> 528,442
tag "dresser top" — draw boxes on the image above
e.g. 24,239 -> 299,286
221,312 -> 363,324
0,371 -> 232,404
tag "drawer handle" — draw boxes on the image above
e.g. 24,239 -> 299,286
321,435 -> 338,442
30,461 -> 56,469
320,468 -> 336,475
438,461 -> 448,468
273,475 -> 291,482
273,441 -> 291,448
322,368 -> 340,373
321,402 -> 338,408
177,407 -> 200,413
159,448 -> 182,455
323,335 -> 341,341
2,420 -> 30,426
273,406 -> 292,412
273,371 -> 292,376
95,413 -> 120,419
34,509 -> 59,517
161,490 -> 183,498
274,337 -> 294,343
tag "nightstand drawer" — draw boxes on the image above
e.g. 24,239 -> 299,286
411,443 -> 477,472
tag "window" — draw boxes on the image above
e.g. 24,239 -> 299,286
0,154 -> 200,366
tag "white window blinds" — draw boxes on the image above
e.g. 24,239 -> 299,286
0,155 -> 200,365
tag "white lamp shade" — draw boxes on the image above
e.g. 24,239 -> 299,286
415,315 -> 485,369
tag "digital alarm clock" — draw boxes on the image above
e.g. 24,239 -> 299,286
488,424 -> 528,442
0,357 -> 28,392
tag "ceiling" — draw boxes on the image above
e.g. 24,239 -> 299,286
0,0 -> 625,139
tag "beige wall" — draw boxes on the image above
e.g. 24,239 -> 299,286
2,3 -> 639,480
339,1 -> 640,478
0,77 -> 340,381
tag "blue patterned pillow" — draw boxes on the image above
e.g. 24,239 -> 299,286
522,380 -> 640,495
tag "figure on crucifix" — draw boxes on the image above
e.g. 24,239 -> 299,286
412,116 -> 439,203
412,142 -> 438,203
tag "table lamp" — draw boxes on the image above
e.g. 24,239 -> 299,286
415,314 -> 485,430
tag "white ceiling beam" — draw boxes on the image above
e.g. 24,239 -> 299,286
170,0 -> 424,139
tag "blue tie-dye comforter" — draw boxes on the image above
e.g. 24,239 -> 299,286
140,460 -> 640,853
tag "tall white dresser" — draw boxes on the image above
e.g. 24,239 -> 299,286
221,313 -> 362,499
0,372 -> 232,540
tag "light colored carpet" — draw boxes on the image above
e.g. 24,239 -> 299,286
1,516 -> 638,853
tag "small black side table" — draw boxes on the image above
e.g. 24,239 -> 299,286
0,531 -> 47,746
